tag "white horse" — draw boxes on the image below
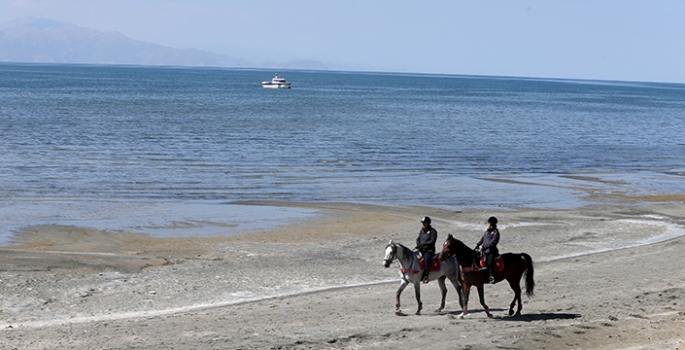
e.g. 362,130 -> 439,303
383,240 -> 463,315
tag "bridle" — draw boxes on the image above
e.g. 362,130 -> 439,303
384,243 -> 397,267
441,239 -> 455,260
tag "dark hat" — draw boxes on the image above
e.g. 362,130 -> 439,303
421,216 -> 431,224
487,216 -> 498,225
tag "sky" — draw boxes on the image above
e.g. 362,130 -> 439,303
1,0 -> 685,83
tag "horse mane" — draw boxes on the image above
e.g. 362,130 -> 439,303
394,242 -> 414,257
447,234 -> 473,253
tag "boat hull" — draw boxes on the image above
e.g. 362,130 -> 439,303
261,83 -> 291,89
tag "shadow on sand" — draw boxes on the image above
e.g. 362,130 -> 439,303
438,309 -> 581,322
495,312 -> 582,322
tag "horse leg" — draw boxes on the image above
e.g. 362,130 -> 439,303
395,279 -> 409,312
412,281 -> 423,315
448,274 -> 464,309
458,284 -> 471,319
476,284 -> 492,318
436,276 -> 447,313
507,278 -> 523,316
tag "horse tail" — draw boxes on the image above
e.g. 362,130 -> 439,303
522,253 -> 535,298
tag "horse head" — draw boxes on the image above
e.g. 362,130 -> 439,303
383,240 -> 397,268
439,234 -> 455,261
440,233 -> 472,261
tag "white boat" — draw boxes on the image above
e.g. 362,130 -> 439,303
261,73 -> 292,89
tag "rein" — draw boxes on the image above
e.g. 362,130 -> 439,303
471,250 -> 481,268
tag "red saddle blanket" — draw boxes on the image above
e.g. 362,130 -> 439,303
480,255 -> 504,272
418,254 -> 441,272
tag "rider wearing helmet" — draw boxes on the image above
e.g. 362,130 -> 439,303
415,216 -> 437,284
475,216 -> 500,284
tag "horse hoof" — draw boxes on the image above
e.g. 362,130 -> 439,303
487,313 -> 494,319
435,308 -> 444,313
457,313 -> 465,319
415,311 -> 421,315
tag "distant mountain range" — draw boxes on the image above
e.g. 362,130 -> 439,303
0,16 -> 329,70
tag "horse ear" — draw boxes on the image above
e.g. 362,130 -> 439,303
389,239 -> 394,245
448,233 -> 453,239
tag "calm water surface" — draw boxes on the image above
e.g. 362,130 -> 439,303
1,63 -> 684,240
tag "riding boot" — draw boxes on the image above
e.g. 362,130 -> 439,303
422,272 -> 429,283
486,255 -> 496,284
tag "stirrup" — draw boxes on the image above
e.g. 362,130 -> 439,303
488,276 -> 495,284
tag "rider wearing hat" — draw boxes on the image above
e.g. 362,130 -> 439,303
476,216 -> 500,284
415,216 -> 437,284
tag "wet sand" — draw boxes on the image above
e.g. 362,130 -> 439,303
1,202 -> 685,349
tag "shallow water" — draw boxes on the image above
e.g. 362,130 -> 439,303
0,199 -> 322,244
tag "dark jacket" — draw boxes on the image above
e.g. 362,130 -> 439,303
477,228 -> 500,254
416,226 -> 438,252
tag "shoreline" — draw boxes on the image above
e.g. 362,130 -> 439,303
1,201 -> 684,349
2,168 -> 684,245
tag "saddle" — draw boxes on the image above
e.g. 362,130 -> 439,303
479,254 -> 504,272
417,252 -> 441,272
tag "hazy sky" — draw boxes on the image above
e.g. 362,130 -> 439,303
2,0 -> 684,83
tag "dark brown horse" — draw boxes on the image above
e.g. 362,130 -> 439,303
439,234 -> 535,318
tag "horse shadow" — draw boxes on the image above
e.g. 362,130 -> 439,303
438,308 -> 506,317
437,309 -> 581,322
495,312 -> 582,322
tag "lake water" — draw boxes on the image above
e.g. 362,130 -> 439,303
1,63 -> 684,242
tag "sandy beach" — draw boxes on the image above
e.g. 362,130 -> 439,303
1,201 -> 685,349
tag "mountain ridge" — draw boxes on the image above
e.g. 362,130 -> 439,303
0,16 -> 329,70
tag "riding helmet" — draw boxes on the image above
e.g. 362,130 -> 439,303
487,216 -> 498,225
421,216 -> 431,224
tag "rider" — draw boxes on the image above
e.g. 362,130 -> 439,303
415,216 -> 437,284
475,216 -> 500,284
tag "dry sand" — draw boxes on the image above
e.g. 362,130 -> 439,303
1,202 -> 685,349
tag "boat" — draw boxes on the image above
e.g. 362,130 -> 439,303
261,73 -> 292,89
